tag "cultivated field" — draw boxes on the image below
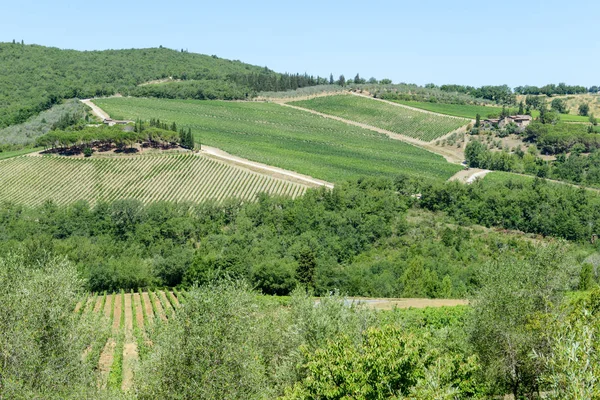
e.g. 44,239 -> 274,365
397,99 -> 592,122
77,289 -> 183,391
94,97 -> 462,183
0,153 -> 307,206
290,94 -> 469,142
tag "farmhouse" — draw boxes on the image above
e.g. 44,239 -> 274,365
482,115 -> 532,129
103,118 -> 132,126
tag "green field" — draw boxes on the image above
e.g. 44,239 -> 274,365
290,95 -> 468,142
0,147 -> 42,160
95,97 -> 461,182
393,100 -> 590,122
0,154 -> 307,206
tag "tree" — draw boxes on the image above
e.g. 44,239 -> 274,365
551,98 -> 568,114
0,254 -> 105,398
296,245 -> 317,290
579,103 -> 590,116
469,246 -> 573,398
329,73 -> 334,85
518,101 -> 525,115
589,114 -> 598,126
579,264 -> 595,291
464,140 -> 487,167
379,78 -> 392,85
475,113 -> 481,128
338,75 -> 346,87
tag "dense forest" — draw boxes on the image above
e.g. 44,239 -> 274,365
0,42 -> 325,129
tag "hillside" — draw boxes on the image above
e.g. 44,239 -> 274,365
290,94 -> 469,142
0,43 -> 323,129
94,97 -> 462,182
0,153 -> 308,206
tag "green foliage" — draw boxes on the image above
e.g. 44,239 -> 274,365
283,326 -> 480,399
551,98 -> 569,114
95,97 -> 461,182
579,264 -> 596,291
579,103 -> 590,116
0,43 -> 321,129
291,94 -> 468,142
0,254 -> 106,399
468,245 -> 574,398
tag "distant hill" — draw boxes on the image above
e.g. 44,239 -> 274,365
0,43 -> 324,128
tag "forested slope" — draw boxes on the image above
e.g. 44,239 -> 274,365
0,42 -> 323,128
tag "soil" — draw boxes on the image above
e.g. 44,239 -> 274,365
112,293 -> 121,332
158,291 -> 174,315
141,292 -> 154,323
103,294 -> 113,318
448,168 -> 492,184
93,295 -> 104,313
133,293 -> 144,329
97,338 -> 116,389
343,297 -> 469,310
121,294 -> 138,392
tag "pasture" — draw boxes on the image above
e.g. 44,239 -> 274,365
94,97 -> 461,182
290,94 -> 469,141
0,153 -> 307,206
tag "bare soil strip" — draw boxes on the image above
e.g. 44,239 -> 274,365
280,102 -> 463,164
133,293 -> 144,329
81,99 -> 111,121
121,294 -> 138,392
104,294 -> 113,318
448,168 -> 492,184
112,293 -> 122,332
141,292 -> 154,324
341,297 -> 469,310
93,295 -> 104,313
82,295 -> 95,314
97,338 -> 116,389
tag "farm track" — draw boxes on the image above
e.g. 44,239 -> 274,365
280,102 -> 463,163
122,293 -> 137,391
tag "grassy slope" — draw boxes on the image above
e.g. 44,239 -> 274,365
95,97 -> 461,183
290,95 -> 468,141
0,43 -> 271,128
0,147 -> 42,160
393,100 -> 590,122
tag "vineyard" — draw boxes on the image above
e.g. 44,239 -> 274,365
94,97 -> 462,183
0,153 -> 307,206
76,288 -> 184,391
289,94 -> 469,142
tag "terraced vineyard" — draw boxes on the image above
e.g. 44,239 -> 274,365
95,97 -> 462,183
0,154 -> 307,206
76,289 -> 184,392
290,94 -> 469,142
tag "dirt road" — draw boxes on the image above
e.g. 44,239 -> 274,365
81,99 -> 110,121
448,168 -> 492,184
315,297 -> 469,310
200,145 -> 333,189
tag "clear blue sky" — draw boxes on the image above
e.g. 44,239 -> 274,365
2,0 -> 598,87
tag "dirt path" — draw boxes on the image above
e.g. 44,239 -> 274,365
93,295 -> 104,313
122,294 -> 138,392
81,99 -> 111,121
281,103 -> 464,164
200,146 -> 333,189
97,338 -> 116,389
133,293 -> 144,329
112,293 -> 122,331
338,297 -> 468,310
141,292 -> 154,323
448,168 -> 492,184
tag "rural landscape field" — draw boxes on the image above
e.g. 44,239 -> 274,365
2,1 -> 600,398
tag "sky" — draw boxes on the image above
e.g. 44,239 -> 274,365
2,0 -> 598,88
